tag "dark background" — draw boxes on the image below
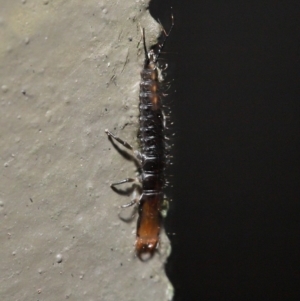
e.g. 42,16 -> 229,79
150,1 -> 300,301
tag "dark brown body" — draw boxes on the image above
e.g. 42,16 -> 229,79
136,62 -> 165,258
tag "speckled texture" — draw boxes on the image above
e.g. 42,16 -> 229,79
0,1 -> 173,300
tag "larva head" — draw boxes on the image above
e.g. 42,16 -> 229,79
143,48 -> 156,69
147,49 -> 158,65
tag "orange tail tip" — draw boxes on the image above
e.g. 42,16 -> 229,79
135,237 -> 159,261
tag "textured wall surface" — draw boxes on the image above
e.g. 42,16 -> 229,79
0,1 -> 172,300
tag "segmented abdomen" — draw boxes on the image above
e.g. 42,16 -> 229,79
139,66 -> 165,191
136,65 -> 166,258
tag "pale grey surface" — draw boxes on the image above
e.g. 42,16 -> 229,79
0,1 -> 172,300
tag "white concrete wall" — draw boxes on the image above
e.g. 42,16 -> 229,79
0,1 -> 172,300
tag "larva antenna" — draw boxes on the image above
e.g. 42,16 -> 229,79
156,11 -> 174,60
141,27 -> 150,66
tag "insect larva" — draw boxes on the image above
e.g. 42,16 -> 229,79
106,14 -> 174,260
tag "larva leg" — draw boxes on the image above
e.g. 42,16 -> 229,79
105,129 -> 142,161
105,129 -> 134,151
111,178 -> 136,187
121,199 -> 137,208
121,193 -> 142,208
